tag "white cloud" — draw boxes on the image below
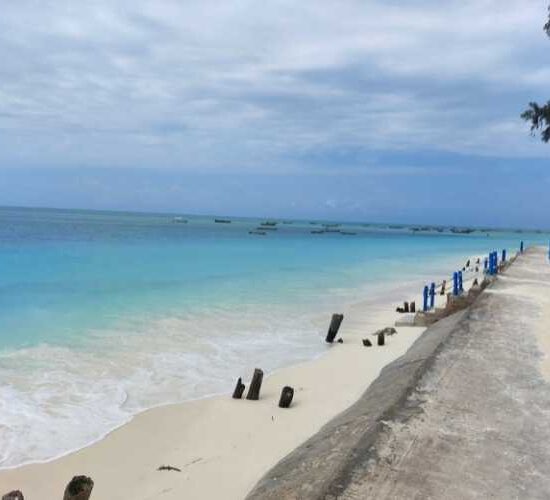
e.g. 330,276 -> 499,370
0,0 -> 549,170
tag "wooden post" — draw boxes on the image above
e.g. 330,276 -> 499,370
377,332 -> 385,346
246,369 -> 264,400
403,301 -> 409,313
278,386 -> 294,408
325,314 -> 344,343
63,476 -> 93,500
410,301 -> 416,313
2,492 -> 24,500
232,377 -> 245,399
440,280 -> 446,295
429,282 -> 435,309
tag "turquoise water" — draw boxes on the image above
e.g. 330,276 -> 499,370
0,206 -> 546,467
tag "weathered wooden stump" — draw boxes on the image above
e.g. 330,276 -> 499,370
246,369 -> 264,400
440,280 -> 446,295
403,301 -> 409,313
362,338 -> 372,347
325,314 -> 344,343
63,476 -> 94,500
410,301 -> 416,313
232,377 -> 245,399
377,332 -> 385,346
278,386 -> 294,408
2,491 -> 24,500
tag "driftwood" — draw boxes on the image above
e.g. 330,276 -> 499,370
278,386 -> 294,408
325,314 -> 344,343
362,338 -> 372,347
232,377 -> 246,399
246,369 -> 264,400
158,465 -> 182,472
2,492 -> 24,500
63,476 -> 94,500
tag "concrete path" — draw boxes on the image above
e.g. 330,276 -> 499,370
248,247 -> 550,499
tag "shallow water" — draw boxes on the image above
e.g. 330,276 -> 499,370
0,206 -> 545,467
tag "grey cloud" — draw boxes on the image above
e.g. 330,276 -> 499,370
0,0 -> 548,170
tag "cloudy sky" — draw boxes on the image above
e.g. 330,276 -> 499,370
1,0 -> 549,226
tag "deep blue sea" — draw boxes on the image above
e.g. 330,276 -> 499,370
0,206 -> 546,467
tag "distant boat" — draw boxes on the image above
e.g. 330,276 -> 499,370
256,226 -> 277,231
340,231 -> 356,235
172,217 -> 188,223
260,221 -> 277,227
214,219 -> 231,224
249,230 -> 266,235
311,230 -> 325,234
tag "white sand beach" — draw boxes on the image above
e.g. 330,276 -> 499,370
0,261 -> 483,499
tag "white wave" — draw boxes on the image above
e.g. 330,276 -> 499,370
0,304 -> 326,468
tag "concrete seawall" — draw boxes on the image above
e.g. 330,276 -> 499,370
247,247 -> 550,499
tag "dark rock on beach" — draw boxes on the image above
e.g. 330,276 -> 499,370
372,326 -> 397,337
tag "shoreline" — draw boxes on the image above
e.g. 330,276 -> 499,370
0,249 -> 475,470
0,252 -> 485,498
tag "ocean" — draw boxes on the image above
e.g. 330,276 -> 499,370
0,206 -> 546,468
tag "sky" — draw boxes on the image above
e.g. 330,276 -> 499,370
0,0 -> 549,227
